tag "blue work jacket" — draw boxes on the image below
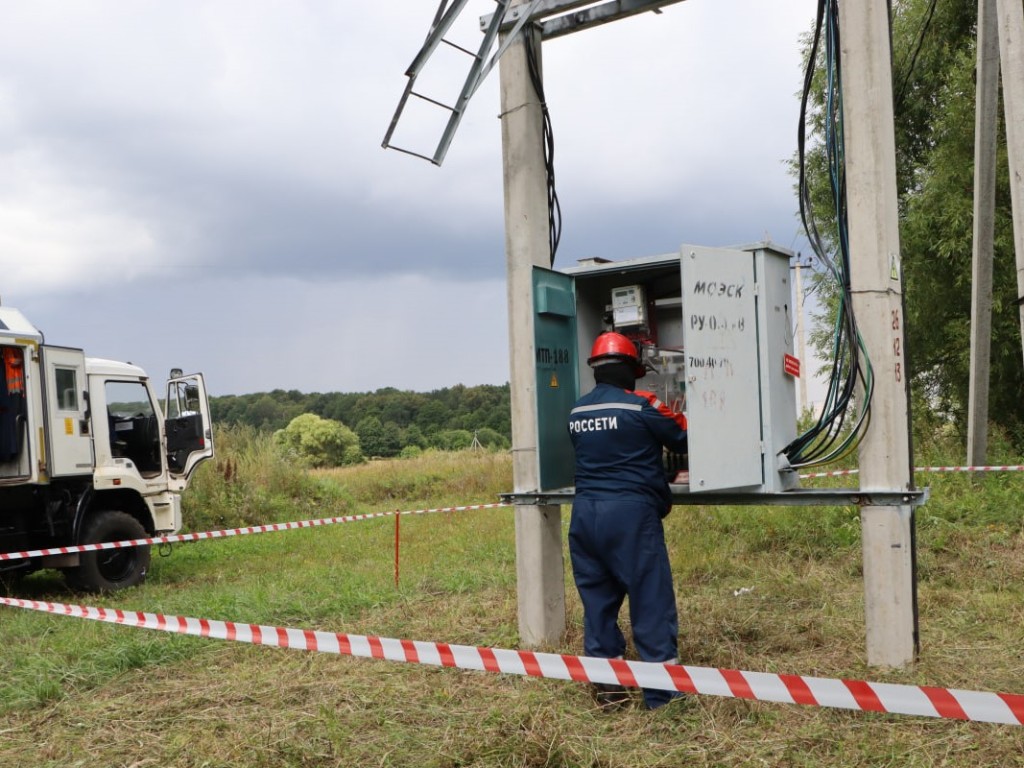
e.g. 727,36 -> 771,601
567,383 -> 689,511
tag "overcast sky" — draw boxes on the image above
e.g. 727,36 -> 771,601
0,1 -> 817,397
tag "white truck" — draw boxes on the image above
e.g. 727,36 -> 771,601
0,306 -> 213,592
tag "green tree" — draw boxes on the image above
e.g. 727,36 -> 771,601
415,400 -> 447,433
246,395 -> 286,430
403,423 -> 427,449
274,413 -> 362,468
209,383 -> 513,445
381,420 -> 403,458
430,429 -> 474,451
355,415 -> 402,458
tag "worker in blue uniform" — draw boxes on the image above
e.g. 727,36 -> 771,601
567,331 -> 689,711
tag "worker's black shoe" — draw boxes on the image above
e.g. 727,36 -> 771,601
645,692 -> 691,713
592,683 -> 632,711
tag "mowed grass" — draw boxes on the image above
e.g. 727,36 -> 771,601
1,441 -> 1024,767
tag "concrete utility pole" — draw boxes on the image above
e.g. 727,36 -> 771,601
967,0 -> 1000,470
837,0 -> 917,667
996,0 -> 1024,367
497,12 -> 566,648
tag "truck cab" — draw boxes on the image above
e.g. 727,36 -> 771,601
0,307 -> 214,591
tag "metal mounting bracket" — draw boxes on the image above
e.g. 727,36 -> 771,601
500,486 -> 930,507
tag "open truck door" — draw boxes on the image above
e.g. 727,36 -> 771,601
165,372 -> 213,485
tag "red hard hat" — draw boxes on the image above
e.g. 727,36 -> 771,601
587,332 -> 640,368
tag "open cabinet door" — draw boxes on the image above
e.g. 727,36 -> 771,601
165,373 -> 214,484
533,266 -> 578,492
680,247 -> 764,491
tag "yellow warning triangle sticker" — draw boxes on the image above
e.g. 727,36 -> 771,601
550,372 -> 559,388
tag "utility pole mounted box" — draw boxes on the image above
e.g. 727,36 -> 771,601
531,242 -> 799,498
0,307 -> 214,592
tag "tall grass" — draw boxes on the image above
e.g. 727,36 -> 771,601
314,449 -> 512,509
184,424 -> 358,530
1,428 -> 1023,767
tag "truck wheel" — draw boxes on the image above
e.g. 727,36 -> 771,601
67,511 -> 151,593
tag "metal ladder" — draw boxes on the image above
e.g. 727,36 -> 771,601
382,0 -> 543,166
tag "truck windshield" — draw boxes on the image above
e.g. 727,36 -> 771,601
105,381 -> 161,476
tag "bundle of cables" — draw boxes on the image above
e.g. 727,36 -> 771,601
782,0 -> 875,469
524,29 -> 562,266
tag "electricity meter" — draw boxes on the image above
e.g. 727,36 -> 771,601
610,284 -> 646,329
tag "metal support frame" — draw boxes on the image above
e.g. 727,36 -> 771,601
483,0 -> 687,40
502,487 -> 930,508
382,0 -> 545,165
384,0 -> 686,166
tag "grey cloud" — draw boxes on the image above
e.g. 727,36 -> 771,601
0,1 -> 816,395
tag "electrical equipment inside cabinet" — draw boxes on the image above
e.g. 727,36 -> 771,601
604,283 -> 688,480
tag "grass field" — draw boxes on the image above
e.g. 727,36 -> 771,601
1,434 -> 1023,767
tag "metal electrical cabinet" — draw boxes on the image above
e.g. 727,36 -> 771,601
532,242 -> 799,496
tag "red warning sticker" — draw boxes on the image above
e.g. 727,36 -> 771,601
784,354 -> 801,378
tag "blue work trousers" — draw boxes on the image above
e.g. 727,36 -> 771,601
568,496 -> 681,709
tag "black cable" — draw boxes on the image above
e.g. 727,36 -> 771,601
796,0 -> 829,279
784,0 -> 874,468
894,0 -> 938,111
524,29 -> 561,266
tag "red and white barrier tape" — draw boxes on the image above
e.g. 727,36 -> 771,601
2,596 -> 1021,726
800,464 -> 1024,479
0,502 -> 509,563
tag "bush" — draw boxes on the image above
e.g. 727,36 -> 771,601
274,413 -> 362,468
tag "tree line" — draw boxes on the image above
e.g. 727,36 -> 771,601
210,383 -> 511,461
